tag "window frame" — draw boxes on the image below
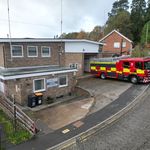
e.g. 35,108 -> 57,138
114,42 -> 120,48
11,45 -> 23,57
122,42 -> 126,48
41,46 -> 51,57
59,75 -> 68,88
33,78 -> 46,93
27,46 -> 38,57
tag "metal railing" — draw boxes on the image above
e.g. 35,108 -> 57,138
0,94 -> 36,135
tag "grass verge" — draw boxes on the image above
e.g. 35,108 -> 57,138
0,109 -> 32,145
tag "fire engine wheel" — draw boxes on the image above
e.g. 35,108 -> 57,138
100,73 -> 106,79
130,76 -> 138,84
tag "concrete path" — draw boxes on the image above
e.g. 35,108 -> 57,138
35,98 -> 94,133
78,78 -> 132,113
9,84 -> 148,150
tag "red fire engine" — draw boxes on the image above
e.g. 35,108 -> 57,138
90,57 -> 150,83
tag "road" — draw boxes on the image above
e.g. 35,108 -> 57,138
65,85 -> 150,150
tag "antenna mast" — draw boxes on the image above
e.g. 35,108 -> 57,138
61,0 -> 63,37
7,0 -> 12,61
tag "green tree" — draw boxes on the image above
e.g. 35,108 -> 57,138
105,10 -> 133,40
108,0 -> 129,16
141,21 -> 150,44
145,0 -> 150,22
130,0 -> 146,43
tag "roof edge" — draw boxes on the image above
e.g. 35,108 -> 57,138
99,29 -> 133,43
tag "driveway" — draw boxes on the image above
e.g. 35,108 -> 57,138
27,77 -> 131,134
78,77 -> 132,113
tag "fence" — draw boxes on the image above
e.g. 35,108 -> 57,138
0,94 -> 36,135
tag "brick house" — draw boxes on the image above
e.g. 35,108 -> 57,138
0,38 -> 102,106
99,30 -> 133,57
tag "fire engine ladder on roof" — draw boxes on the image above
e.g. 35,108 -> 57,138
91,55 -> 131,62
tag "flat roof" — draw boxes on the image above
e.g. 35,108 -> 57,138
0,38 -> 103,45
0,66 -> 77,80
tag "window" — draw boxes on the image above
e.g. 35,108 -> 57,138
135,62 -> 143,69
114,42 -> 120,48
59,76 -> 68,87
33,78 -> 45,92
11,45 -> 23,57
41,47 -> 51,57
27,46 -> 38,57
69,63 -> 78,69
122,42 -> 126,48
123,62 -> 130,68
144,61 -> 150,70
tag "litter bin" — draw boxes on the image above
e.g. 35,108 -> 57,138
28,95 -> 37,108
35,93 -> 43,105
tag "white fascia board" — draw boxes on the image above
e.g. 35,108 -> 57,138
0,69 -> 77,80
0,38 -> 103,45
65,42 -> 100,53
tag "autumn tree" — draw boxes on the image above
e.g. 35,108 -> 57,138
130,0 -> 146,43
89,26 -> 104,41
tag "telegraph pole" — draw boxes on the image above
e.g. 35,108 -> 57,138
146,23 -> 149,45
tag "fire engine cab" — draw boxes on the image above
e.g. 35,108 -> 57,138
90,57 -> 150,83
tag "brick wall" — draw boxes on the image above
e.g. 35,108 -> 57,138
65,53 -> 84,76
102,32 -> 132,55
3,42 -> 65,68
0,44 -> 4,67
4,72 -> 76,105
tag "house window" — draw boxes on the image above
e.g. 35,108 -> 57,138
114,42 -> 120,48
122,42 -> 126,48
69,63 -> 78,69
33,78 -> 45,92
11,45 -> 23,57
27,46 -> 38,57
59,76 -> 68,87
41,47 -> 51,57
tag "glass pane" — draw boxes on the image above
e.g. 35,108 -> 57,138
114,42 -> 120,48
59,76 -> 66,86
12,46 -> 22,56
135,62 -> 143,69
35,79 -> 44,91
42,47 -> 50,56
123,62 -> 130,68
28,47 -> 37,56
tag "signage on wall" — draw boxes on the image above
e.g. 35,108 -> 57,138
46,78 -> 58,88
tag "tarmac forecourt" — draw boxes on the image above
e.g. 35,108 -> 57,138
10,84 -> 149,150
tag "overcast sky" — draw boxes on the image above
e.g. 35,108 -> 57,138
0,0 -> 131,38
